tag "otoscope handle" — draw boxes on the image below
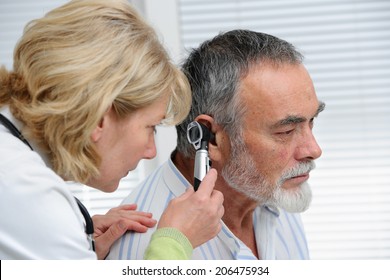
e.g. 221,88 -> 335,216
193,148 -> 211,191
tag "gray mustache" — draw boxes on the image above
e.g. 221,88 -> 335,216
281,161 -> 316,181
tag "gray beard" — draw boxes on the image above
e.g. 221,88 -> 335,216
221,143 -> 314,213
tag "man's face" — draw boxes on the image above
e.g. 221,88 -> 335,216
221,62 -> 324,212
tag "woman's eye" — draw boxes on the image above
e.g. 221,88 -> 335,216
149,126 -> 157,134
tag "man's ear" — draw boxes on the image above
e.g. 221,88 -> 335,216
194,114 -> 223,162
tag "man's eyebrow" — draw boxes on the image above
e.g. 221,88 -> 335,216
315,101 -> 326,117
276,116 -> 306,127
271,101 -> 326,128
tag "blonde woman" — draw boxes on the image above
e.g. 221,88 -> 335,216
0,0 -> 223,260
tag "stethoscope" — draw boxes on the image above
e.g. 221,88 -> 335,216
0,113 -> 95,252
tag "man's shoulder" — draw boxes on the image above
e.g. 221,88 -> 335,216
121,162 -> 168,201
107,163 -> 172,260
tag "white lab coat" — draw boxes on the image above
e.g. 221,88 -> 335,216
0,107 -> 96,259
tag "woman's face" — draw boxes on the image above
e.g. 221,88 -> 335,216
88,97 -> 168,192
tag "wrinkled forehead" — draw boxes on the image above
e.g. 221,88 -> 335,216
238,63 -> 319,125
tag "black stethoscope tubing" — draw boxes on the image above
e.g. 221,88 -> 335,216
0,113 -> 95,252
0,113 -> 33,150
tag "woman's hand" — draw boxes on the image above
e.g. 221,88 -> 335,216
92,204 -> 157,259
157,168 -> 224,248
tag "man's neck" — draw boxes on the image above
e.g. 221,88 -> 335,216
219,180 -> 259,259
221,185 -> 258,231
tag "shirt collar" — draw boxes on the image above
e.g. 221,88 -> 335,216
0,106 -> 52,168
162,157 -> 191,197
264,205 -> 280,217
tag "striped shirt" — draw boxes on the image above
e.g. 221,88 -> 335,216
107,159 -> 310,260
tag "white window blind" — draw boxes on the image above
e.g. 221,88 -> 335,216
67,163 -> 146,216
178,0 -> 390,259
0,0 -> 147,217
0,1 -> 67,69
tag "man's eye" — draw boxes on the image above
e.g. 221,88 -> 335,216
277,129 -> 294,135
310,118 -> 315,129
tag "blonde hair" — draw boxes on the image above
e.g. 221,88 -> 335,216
0,0 -> 191,183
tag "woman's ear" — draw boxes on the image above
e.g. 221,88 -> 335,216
91,106 -> 112,142
91,118 -> 104,143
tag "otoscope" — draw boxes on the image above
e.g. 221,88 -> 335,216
187,121 -> 212,191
